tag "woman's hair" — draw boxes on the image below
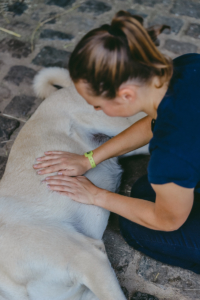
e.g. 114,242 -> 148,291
68,10 -> 173,99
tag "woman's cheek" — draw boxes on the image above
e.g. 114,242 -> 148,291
102,106 -> 118,117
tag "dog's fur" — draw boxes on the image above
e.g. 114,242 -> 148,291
0,68 -> 148,300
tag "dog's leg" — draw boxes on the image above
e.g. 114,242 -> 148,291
74,240 -> 126,300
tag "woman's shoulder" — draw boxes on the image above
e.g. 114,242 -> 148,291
173,53 -> 200,67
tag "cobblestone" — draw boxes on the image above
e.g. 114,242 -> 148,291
32,46 -> 71,67
185,23 -> 200,40
4,66 -> 36,86
40,29 -> 74,40
0,156 -> 7,179
46,0 -> 76,8
4,95 -> 36,119
127,9 -> 148,19
133,0 -> 171,7
164,39 -> 198,55
0,1 -> 200,299
0,85 -> 10,100
0,115 -> 20,146
131,291 -> 159,300
78,1 -> 112,15
8,1 -> 28,16
0,39 -> 31,59
170,0 -> 200,19
148,16 -> 183,35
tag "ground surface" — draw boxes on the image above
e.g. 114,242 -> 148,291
0,1 -> 200,299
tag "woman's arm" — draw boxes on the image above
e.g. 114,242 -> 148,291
92,115 -> 153,165
34,115 -> 153,175
45,175 -> 194,232
95,182 -> 194,231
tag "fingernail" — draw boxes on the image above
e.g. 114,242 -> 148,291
36,158 -> 41,160
58,172 -> 62,175
45,177 -> 50,180
37,171 -> 42,174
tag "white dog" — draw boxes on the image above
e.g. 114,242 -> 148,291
0,68 -> 148,300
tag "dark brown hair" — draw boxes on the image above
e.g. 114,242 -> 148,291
68,10 -> 173,99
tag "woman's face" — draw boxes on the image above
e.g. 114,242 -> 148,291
74,80 -> 142,117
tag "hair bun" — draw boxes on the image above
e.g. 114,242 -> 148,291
113,10 -> 144,25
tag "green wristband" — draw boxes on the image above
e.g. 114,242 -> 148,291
84,151 -> 96,168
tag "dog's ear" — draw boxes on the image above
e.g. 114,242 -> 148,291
147,24 -> 171,46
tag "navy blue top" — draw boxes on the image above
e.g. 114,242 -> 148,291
148,53 -> 200,190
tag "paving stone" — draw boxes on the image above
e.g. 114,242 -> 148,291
8,1 -> 28,16
137,256 -> 200,298
186,23 -> 200,39
78,1 -> 112,16
131,291 -> 159,300
0,156 -> 8,179
170,0 -> 200,19
31,11 -> 40,21
0,116 -> 20,146
103,223 -> 135,274
0,85 -> 11,100
164,39 -> 198,55
46,0 -> 76,8
43,12 -> 57,24
32,46 -> 71,68
7,21 -> 30,30
40,29 -> 74,41
133,0 -> 170,7
4,95 -> 36,119
0,39 -> 31,59
148,16 -> 183,35
4,66 -> 36,86
127,9 -> 148,19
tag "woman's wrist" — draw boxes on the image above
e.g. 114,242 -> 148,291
82,154 -> 93,171
94,189 -> 111,207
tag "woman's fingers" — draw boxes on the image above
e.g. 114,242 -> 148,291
36,151 -> 72,161
44,179 -> 76,187
44,175 -> 79,183
36,164 -> 68,175
36,155 -> 61,161
45,151 -> 67,155
33,159 -> 62,169
47,184 -> 75,193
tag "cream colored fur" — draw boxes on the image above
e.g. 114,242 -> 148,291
0,67 -> 148,300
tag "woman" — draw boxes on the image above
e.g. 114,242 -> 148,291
33,11 -> 200,274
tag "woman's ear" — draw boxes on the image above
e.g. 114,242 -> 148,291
118,86 -> 137,104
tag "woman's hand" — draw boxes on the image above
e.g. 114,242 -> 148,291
43,175 -> 107,205
33,151 -> 91,176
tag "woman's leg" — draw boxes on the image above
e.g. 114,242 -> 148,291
119,174 -> 200,274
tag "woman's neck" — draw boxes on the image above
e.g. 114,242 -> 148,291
139,77 -> 169,119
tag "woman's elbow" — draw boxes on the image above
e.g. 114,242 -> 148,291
158,218 -> 186,232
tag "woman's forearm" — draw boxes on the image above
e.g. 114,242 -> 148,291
95,191 -> 167,231
92,116 -> 153,165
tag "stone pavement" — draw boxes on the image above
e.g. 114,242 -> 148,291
0,0 -> 200,299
